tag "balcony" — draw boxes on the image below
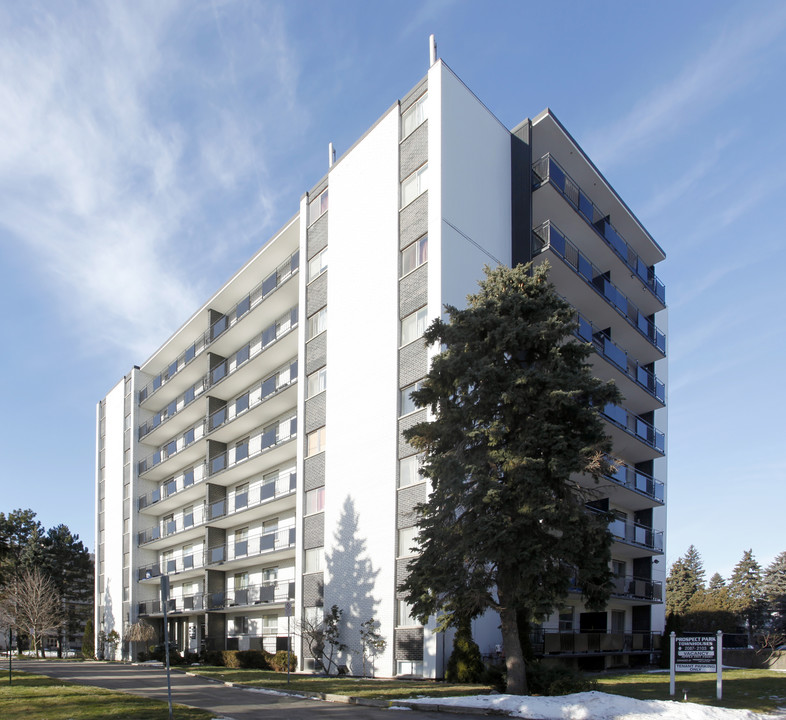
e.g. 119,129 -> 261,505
138,419 -> 207,478
138,594 -> 204,616
605,460 -> 663,505
206,581 -> 295,611
206,527 -> 297,571
532,154 -> 665,305
139,375 -> 208,442
610,575 -> 663,602
532,630 -> 662,656
532,222 -> 665,359
207,471 -> 297,527
138,462 -> 206,514
138,332 -> 210,406
609,516 -> 663,555
138,552 -> 205,582
576,313 -> 665,409
137,504 -> 207,548
602,403 -> 665,458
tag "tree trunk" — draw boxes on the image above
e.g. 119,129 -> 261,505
498,586 -> 528,695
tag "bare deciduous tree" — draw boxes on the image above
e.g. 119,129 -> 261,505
0,567 -> 63,656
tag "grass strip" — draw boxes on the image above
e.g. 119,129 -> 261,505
0,670 -> 214,720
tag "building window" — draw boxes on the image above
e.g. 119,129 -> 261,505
235,391 -> 250,415
305,487 -> 325,515
307,308 -> 327,340
400,307 -> 428,346
304,547 -> 324,573
611,609 -> 626,633
558,607 -> 574,631
235,483 -> 249,510
397,660 -> 423,676
400,381 -> 424,417
309,189 -> 328,225
262,566 -> 278,582
397,599 -> 419,627
306,427 -> 326,457
307,368 -> 327,398
235,437 -> 249,463
397,526 -> 419,557
232,616 -> 248,635
308,248 -> 327,282
401,235 -> 428,276
399,454 -> 425,488
401,93 -> 427,139
262,615 -> 279,635
612,559 -> 626,578
401,163 -> 428,208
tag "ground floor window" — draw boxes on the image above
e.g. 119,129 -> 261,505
396,660 -> 423,676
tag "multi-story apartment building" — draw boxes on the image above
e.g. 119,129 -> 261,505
95,50 -> 667,675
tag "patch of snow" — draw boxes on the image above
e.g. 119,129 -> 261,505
246,687 -> 291,697
395,691 -> 785,720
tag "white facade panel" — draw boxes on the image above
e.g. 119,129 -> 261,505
324,105 -> 401,675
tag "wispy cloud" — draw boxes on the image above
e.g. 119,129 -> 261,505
0,1 -> 303,361
586,4 -> 786,168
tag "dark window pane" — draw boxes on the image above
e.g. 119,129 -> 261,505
236,296 -> 250,318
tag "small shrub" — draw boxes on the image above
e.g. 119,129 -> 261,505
481,662 -> 506,692
236,650 -> 272,669
137,649 -> 150,662
526,662 -> 597,695
149,645 -> 183,664
204,650 -> 225,666
446,619 -> 484,683
270,649 -> 297,672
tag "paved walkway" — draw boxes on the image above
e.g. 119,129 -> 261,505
13,659 -> 491,720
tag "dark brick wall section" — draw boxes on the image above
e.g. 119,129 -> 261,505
303,513 -> 325,550
396,558 -> 410,599
398,341 -> 427,388
399,193 -> 428,250
306,334 -> 327,375
400,122 -> 428,181
303,573 -> 324,607
397,483 -> 425,529
399,264 -> 428,317
399,410 -> 427,457
305,393 -> 326,434
306,272 -> 328,315
395,627 -> 424,661
304,454 -> 326,492
307,214 -> 328,258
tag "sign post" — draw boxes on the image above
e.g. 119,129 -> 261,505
160,576 -> 174,720
670,631 -> 722,700
285,601 -> 292,684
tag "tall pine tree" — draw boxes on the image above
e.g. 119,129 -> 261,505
666,546 -> 705,617
400,262 -> 620,695
729,549 -> 766,644
763,551 -> 786,633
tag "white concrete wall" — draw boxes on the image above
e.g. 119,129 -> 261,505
324,104 -> 401,675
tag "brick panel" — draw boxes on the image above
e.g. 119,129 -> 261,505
307,214 -> 328,258
398,341 -> 427,388
303,513 -> 325,550
306,272 -> 328,315
396,558 -> 410,599
400,80 -> 427,113
395,627 -> 424,661
305,393 -> 327,434
399,264 -> 428,317
399,122 -> 428,181
399,193 -> 428,250
304,454 -> 325,492
306,334 -> 327,375
398,410 -> 427,458
397,484 -> 425,529
302,573 -> 324,607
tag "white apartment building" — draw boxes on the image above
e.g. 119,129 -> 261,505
95,51 -> 667,676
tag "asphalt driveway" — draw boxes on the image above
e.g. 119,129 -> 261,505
12,659 -> 490,720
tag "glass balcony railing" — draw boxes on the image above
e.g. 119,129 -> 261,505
137,504 -> 207,546
576,313 -> 665,404
604,460 -> 664,503
138,251 -> 299,405
533,222 -> 665,354
209,251 -> 299,343
138,420 -> 207,475
602,403 -> 665,454
208,360 -> 298,433
138,594 -> 204,615
138,551 -> 205,581
206,527 -> 296,566
209,415 -> 297,476
609,515 -> 664,552
139,376 -> 209,439
210,308 -> 298,387
207,470 -> 297,522
137,463 -> 206,511
533,630 -> 662,655
610,575 -> 663,601
206,581 -> 296,610
532,154 -> 665,304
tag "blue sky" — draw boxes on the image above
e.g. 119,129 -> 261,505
1,0 -> 784,582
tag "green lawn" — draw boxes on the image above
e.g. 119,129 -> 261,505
0,671 -> 214,720
595,668 -> 786,714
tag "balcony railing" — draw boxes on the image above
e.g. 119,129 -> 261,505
138,594 -> 204,615
206,527 -> 296,566
208,360 -> 298,433
611,575 -> 663,601
138,462 -> 206,511
206,581 -> 295,610
609,516 -> 664,552
209,415 -> 297,476
138,252 -> 299,405
602,403 -> 665,454
137,504 -> 207,546
139,376 -> 209,439
532,153 -> 665,304
604,460 -> 664,503
533,222 -> 665,354
576,313 -> 665,404
210,308 -> 298,387
532,630 -> 662,655
138,552 -> 205,581
138,420 -> 207,475
207,471 -> 297,522
209,251 -> 299,343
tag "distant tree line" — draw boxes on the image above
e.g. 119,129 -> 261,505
0,508 -> 93,657
666,545 -> 786,649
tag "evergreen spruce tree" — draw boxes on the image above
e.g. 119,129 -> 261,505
729,549 -> 766,644
446,616 -> 484,684
82,618 -> 95,659
400,262 -> 621,695
666,546 -> 705,617
763,551 -> 786,633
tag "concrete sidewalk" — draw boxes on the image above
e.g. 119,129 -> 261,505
13,659 -> 494,719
